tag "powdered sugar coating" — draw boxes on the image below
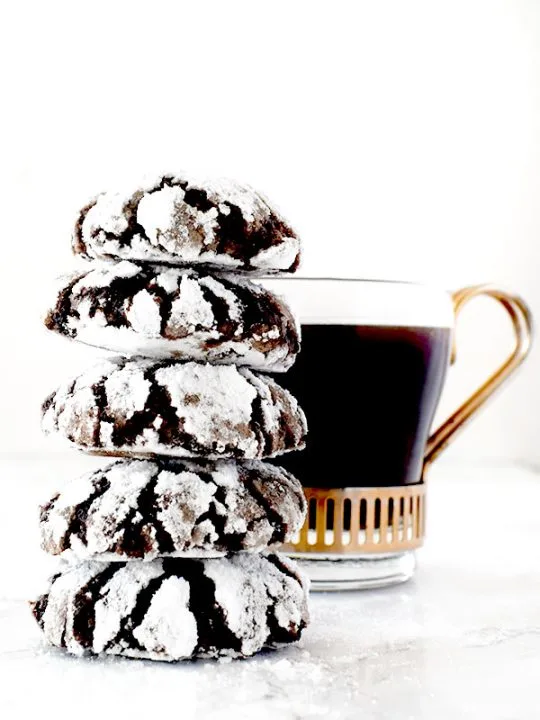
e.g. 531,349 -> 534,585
39,458 -> 306,560
73,174 -> 301,274
31,553 -> 310,661
132,576 -> 197,657
92,562 -> 165,653
45,263 -> 299,370
38,562 -> 104,650
41,358 -> 307,459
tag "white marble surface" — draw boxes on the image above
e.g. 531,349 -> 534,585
1,454 -> 539,720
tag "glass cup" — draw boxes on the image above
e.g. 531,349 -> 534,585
263,279 -> 532,591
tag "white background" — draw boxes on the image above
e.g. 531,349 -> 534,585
1,0 -> 539,464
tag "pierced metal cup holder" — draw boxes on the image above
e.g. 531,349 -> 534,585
284,485 -> 426,555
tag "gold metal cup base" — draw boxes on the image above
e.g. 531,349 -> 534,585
281,485 -> 426,590
282,485 -> 426,555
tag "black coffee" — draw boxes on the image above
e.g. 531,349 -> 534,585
279,325 -> 451,488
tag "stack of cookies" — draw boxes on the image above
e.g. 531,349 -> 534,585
32,174 -> 310,662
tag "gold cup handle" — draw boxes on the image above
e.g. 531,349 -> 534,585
424,285 -> 533,467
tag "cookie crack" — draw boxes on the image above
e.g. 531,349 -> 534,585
41,474 -> 112,554
162,558 -> 242,656
71,563 -> 125,649
30,570 -> 63,630
263,584 -> 304,647
215,201 -> 294,265
193,493 -> 248,553
240,473 -> 285,545
197,279 -> 237,340
268,382 -> 305,452
73,198 -> 98,255
242,374 -> 275,457
264,553 -> 303,583
104,572 -> 170,653
112,470 -> 175,558
45,274 -> 83,336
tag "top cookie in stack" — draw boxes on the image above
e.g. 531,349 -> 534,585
73,173 -> 301,274
34,173 -> 309,663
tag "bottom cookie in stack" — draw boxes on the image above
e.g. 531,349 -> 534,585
31,553 -> 309,661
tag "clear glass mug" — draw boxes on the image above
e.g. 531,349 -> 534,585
262,279 -> 532,591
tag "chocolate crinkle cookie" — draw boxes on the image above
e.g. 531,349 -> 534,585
41,358 -> 307,459
31,553 -> 309,661
39,458 -> 306,561
73,174 -> 301,274
45,261 -> 299,370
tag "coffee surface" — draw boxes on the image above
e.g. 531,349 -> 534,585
279,324 -> 451,488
